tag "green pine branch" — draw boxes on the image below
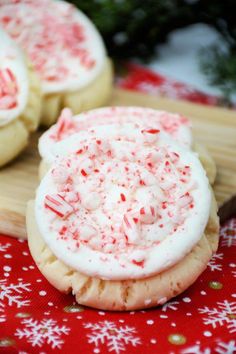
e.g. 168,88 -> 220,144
69,0 -> 236,101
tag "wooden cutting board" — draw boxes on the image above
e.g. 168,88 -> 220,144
0,88 -> 236,239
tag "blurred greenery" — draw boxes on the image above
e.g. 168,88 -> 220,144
200,46 -> 236,105
69,0 -> 236,100
69,0 -> 196,59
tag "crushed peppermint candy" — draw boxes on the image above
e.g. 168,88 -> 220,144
39,107 -> 192,165
44,194 -> 74,218
52,108 -> 74,141
42,126 -> 198,267
0,68 -> 18,110
0,0 -> 104,92
36,107 -> 211,280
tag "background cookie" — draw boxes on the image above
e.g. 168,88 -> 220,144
193,142 -> 216,185
0,29 -> 41,167
0,0 -> 113,126
38,107 -> 216,184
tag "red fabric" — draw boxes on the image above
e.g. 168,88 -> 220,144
0,65 -> 236,353
0,219 -> 235,353
117,63 -> 220,106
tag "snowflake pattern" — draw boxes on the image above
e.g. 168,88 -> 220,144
199,300 -> 236,333
181,340 -> 236,354
0,243 -> 11,252
0,279 -> 31,308
220,219 -> 236,247
207,253 -> 223,271
215,340 -> 236,354
162,300 -> 179,312
0,279 -> 31,323
84,320 -> 141,354
15,318 -> 70,349
181,344 -> 211,354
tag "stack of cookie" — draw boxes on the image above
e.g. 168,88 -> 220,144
0,0 -> 113,166
0,0 -> 219,311
0,28 -> 42,167
26,107 -> 219,311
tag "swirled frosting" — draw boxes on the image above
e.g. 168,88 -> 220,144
0,0 -> 106,94
0,28 -> 28,126
39,106 -> 192,163
35,122 -> 211,280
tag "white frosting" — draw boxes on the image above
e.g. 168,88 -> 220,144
35,125 -> 211,280
39,106 -> 192,164
0,0 -> 106,94
0,28 -> 28,126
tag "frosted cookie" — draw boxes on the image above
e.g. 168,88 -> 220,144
38,107 -> 216,183
0,28 -> 41,167
0,0 -> 113,126
27,128 -> 219,311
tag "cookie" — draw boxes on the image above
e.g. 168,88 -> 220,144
192,142 -> 216,185
0,29 -> 41,167
38,107 -> 216,184
0,0 -> 113,126
27,197 -> 218,311
27,126 -> 219,311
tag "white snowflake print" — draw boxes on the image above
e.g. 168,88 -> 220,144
0,279 -> 31,307
162,300 -> 179,312
0,243 -> 11,252
15,318 -> 70,349
220,219 -> 236,247
0,279 -> 31,322
215,340 -> 236,354
232,270 -> 236,278
181,344 -> 211,354
84,320 -> 141,354
207,253 -> 223,271
199,300 -> 236,333
181,340 -> 236,354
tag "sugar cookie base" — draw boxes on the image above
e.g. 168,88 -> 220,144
40,58 -> 113,127
26,190 -> 219,311
0,60 -> 42,167
193,142 -> 216,185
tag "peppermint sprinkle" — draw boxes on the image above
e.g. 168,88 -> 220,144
44,194 -> 74,218
81,169 -> 87,177
54,108 -> 73,140
123,214 -> 139,244
142,129 -> 160,134
120,193 -> 126,202
0,68 -> 18,110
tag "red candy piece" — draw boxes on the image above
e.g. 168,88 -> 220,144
0,68 -> 18,109
54,109 -> 73,140
81,169 -> 87,177
44,194 -> 74,218
143,129 -> 160,134
120,193 -> 126,202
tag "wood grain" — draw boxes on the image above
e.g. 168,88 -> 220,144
0,88 -> 235,239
